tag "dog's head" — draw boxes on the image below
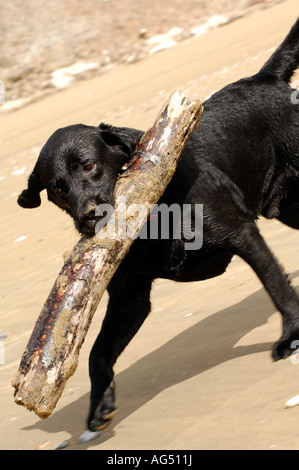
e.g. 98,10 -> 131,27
18,123 -> 141,237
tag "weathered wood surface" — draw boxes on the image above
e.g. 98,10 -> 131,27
12,91 -> 203,419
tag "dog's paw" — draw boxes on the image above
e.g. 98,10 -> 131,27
88,381 -> 117,432
272,331 -> 299,361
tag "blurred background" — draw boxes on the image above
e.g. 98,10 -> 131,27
0,0 -> 280,106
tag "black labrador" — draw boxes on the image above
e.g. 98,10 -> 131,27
18,19 -> 299,431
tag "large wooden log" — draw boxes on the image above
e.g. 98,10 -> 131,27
12,91 -> 203,419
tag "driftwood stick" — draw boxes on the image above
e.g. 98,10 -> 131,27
12,91 -> 203,419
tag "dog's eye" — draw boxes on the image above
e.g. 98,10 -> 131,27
82,162 -> 96,173
53,187 -> 62,195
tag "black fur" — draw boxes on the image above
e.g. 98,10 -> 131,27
18,19 -> 299,431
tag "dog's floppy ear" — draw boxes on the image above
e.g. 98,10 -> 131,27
98,123 -> 141,155
17,168 -> 45,208
98,123 -> 132,155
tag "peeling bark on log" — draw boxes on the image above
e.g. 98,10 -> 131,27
12,91 -> 203,419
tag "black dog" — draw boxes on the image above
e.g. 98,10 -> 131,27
18,19 -> 299,432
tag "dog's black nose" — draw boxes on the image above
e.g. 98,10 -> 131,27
84,209 -> 96,220
75,204 -> 100,237
77,204 -> 98,223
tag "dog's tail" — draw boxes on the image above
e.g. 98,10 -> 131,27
259,18 -> 299,83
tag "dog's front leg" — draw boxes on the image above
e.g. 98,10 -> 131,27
87,275 -> 152,431
231,221 -> 299,361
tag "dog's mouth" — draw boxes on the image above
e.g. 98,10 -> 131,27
75,208 -> 114,238
76,216 -> 99,238
71,195 -> 116,238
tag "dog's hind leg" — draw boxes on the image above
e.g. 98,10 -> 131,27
87,274 -> 152,431
230,220 -> 299,361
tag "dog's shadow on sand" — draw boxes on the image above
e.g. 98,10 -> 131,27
24,270 -> 299,449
